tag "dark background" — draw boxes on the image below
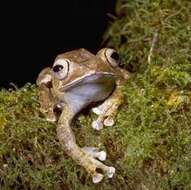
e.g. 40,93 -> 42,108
1,0 -> 116,88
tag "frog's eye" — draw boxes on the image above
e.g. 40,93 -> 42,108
52,59 -> 69,80
105,49 -> 120,68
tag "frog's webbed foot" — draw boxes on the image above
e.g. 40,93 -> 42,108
92,165 -> 115,183
37,67 -> 58,122
91,84 -> 124,130
91,100 -> 120,130
82,147 -> 115,183
41,102 -> 64,123
81,152 -> 115,183
44,110 -> 57,123
57,123 -> 115,183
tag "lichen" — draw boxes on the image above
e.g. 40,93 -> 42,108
1,0 -> 191,189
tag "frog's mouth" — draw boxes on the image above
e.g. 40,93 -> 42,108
58,72 -> 117,113
59,72 -> 116,91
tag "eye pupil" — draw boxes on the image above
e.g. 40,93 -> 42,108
111,52 -> 119,61
53,65 -> 63,72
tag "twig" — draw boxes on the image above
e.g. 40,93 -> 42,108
9,82 -> 18,90
148,32 -> 158,64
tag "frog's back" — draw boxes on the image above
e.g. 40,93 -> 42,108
56,48 -> 95,64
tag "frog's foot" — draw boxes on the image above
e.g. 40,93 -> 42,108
86,156 -> 115,183
92,103 -> 106,115
92,166 -> 115,183
63,144 -> 115,183
90,160 -> 116,183
82,147 -> 106,161
81,148 -> 115,182
92,102 -> 119,130
91,119 -> 104,130
46,115 -> 57,122
40,107 -> 57,123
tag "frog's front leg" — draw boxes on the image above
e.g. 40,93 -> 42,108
36,67 -> 57,122
92,83 -> 124,130
57,104 -> 115,183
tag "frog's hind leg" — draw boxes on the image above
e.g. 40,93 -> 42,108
57,105 -> 115,183
36,67 -> 57,122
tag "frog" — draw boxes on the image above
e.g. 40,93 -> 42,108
36,48 -> 128,183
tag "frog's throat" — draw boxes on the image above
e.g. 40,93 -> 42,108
59,72 -> 117,91
59,73 -> 116,114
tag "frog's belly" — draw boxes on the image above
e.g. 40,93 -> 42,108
62,76 -> 116,113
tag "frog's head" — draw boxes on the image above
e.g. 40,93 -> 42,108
51,48 -> 128,89
51,48 -> 128,112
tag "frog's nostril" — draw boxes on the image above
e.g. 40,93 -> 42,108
53,65 -> 63,72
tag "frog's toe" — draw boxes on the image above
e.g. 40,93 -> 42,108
106,167 -> 116,178
45,114 -> 57,123
97,151 -> 107,161
92,120 -> 103,130
92,166 -> 115,183
92,173 -> 104,183
46,117 -> 56,122
104,116 -> 115,127
92,103 -> 106,115
92,107 -> 102,115
82,147 -> 107,161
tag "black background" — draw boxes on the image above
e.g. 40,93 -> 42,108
1,0 -> 116,88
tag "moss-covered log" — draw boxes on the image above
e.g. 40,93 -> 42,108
1,0 -> 191,189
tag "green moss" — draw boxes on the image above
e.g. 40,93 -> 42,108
103,0 -> 191,189
1,0 -> 191,189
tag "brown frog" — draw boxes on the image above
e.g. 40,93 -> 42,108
36,48 -> 128,183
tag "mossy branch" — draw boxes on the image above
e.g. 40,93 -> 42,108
1,0 -> 191,189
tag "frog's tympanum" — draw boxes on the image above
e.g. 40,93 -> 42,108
36,48 -> 128,183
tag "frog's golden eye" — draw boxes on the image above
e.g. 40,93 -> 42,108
52,59 -> 69,80
105,49 -> 120,68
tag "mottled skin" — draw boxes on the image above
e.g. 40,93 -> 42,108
36,48 -> 128,183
